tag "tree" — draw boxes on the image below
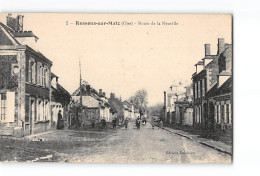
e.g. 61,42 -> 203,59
128,89 -> 148,113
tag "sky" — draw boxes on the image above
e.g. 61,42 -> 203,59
0,13 -> 232,106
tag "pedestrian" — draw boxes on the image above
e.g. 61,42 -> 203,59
124,118 -> 128,129
112,118 -> 117,130
151,118 -> 155,129
57,110 -> 64,130
101,118 -> 107,128
136,117 -> 141,130
91,117 -> 95,128
160,120 -> 163,128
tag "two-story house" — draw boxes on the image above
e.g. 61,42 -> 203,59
192,38 -> 232,132
0,14 -> 52,136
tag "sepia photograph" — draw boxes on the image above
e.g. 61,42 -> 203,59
0,13 -> 232,163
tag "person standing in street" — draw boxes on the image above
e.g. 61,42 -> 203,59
112,118 -> 117,130
136,117 -> 141,130
57,110 -> 64,130
91,117 -> 95,128
124,118 -> 129,129
160,120 -> 163,128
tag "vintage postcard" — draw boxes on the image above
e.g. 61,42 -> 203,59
0,13 -> 232,163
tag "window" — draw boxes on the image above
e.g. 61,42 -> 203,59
45,69 -> 49,88
221,105 -> 225,123
226,104 -> 229,124
38,99 -> 42,121
202,79 -> 205,97
44,101 -> 49,120
217,105 -> 219,123
0,93 -> 7,121
37,64 -> 41,85
194,82 -> 197,99
28,60 -> 32,82
28,60 -> 36,84
198,81 -> 201,98
32,62 -> 36,84
41,67 -> 44,86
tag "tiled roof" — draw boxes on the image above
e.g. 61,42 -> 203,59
72,96 -> 100,108
206,77 -> 232,98
0,22 -> 20,45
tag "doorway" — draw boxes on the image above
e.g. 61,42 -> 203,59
30,99 -> 35,135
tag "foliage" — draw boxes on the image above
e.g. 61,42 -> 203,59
128,89 -> 148,113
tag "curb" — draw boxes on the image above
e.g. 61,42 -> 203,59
162,127 -> 232,156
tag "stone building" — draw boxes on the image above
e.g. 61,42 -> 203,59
0,14 -> 53,136
205,45 -> 232,134
192,38 -> 232,133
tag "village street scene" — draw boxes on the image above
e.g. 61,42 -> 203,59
0,14 -> 232,163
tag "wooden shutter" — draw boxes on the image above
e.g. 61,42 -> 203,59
6,92 -> 15,122
0,94 -> 2,121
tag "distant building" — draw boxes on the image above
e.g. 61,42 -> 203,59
50,73 -> 71,128
71,81 -> 111,125
108,93 -> 125,122
123,100 -> 135,119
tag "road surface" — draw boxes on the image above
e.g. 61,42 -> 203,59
62,121 -> 231,163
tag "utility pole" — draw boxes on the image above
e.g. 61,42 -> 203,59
79,58 -> 82,109
79,58 -> 82,127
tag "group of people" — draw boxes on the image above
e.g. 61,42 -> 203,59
58,110 -> 164,131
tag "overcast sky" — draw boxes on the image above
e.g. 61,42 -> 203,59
0,13 -> 232,106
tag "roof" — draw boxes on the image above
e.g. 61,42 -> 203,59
195,61 -> 204,66
51,84 -> 71,105
51,72 -> 59,79
0,22 -> 20,45
72,96 -> 100,108
218,70 -> 231,76
206,77 -> 232,98
13,31 -> 39,39
0,22 -> 53,65
202,55 -> 217,60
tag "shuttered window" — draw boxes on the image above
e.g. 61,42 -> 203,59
0,92 -> 15,122
0,93 -> 7,121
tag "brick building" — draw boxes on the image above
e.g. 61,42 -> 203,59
0,14 -> 53,136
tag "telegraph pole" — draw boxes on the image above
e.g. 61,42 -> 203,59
79,58 -> 82,127
79,58 -> 82,109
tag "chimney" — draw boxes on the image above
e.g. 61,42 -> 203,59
6,14 -> 24,32
86,85 -> 91,96
204,44 -> 211,56
217,38 -> 225,55
99,89 -> 103,96
17,15 -> 24,32
110,93 -> 115,99
103,92 -> 106,97
164,91 -> 166,107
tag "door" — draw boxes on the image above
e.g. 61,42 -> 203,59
30,99 -> 35,135
209,102 -> 215,131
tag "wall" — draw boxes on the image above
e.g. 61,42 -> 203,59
183,108 -> 193,126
